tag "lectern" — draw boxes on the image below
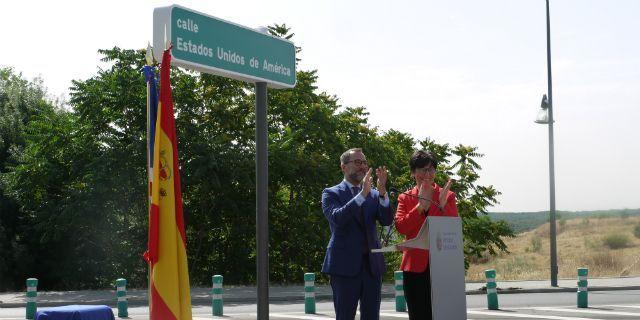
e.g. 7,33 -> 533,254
373,216 -> 467,319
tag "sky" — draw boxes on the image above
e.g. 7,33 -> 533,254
1,0 -> 638,212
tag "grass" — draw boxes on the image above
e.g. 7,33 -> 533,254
466,216 -> 640,281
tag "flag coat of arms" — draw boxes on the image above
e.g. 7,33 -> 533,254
145,48 -> 192,320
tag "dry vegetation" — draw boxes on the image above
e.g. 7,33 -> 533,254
465,216 -> 640,282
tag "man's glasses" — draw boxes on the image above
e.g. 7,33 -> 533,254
345,159 -> 368,166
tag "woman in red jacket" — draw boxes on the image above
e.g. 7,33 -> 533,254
395,150 -> 458,320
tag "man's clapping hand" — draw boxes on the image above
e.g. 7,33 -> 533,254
362,168 -> 373,197
376,166 -> 388,198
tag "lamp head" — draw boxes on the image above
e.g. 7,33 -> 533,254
535,94 -> 550,124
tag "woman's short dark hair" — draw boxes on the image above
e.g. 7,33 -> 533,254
409,150 -> 438,172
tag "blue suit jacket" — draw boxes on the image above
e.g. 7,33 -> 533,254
321,181 -> 393,277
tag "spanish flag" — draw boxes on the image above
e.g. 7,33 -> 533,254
146,48 -> 192,320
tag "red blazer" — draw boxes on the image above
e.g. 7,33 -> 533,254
395,184 -> 458,273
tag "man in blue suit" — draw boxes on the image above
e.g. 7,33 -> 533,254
322,148 -> 393,320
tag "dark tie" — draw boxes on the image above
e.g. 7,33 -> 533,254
352,186 -> 360,197
351,187 -> 363,227
351,186 -> 370,255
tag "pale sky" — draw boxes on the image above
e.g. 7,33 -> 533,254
1,0 -> 638,212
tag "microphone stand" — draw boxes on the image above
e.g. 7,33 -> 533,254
379,188 -> 398,247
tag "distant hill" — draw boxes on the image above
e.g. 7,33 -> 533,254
466,215 -> 640,281
488,208 -> 640,233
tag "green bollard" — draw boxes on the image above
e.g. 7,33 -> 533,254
304,273 -> 316,314
577,268 -> 588,308
485,269 -> 499,310
212,275 -> 223,316
394,271 -> 407,312
116,278 -> 128,318
26,278 -> 38,320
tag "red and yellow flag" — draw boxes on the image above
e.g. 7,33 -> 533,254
146,48 -> 192,320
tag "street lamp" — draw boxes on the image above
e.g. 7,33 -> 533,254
535,0 -> 559,287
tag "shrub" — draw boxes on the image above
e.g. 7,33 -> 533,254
558,218 -> 567,233
634,224 -> 640,239
581,218 -> 590,226
469,253 -> 491,264
526,236 -> 542,253
603,233 -> 630,249
559,218 -> 566,227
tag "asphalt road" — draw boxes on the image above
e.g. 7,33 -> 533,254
1,290 -> 639,319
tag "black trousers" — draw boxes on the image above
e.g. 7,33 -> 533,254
404,267 -> 432,320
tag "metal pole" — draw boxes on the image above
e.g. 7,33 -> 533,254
546,0 -> 558,287
255,81 -> 269,319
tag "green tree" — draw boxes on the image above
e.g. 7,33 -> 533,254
3,49 -> 151,289
0,68 -> 57,290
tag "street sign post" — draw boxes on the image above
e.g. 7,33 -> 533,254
153,5 -> 296,319
153,5 -> 296,88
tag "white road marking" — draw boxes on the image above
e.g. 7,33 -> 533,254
378,312 -> 408,318
269,313 -> 334,319
468,310 -> 602,320
600,304 -> 640,309
535,307 -> 640,317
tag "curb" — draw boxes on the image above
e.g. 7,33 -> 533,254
476,285 -> 640,295
2,285 -> 639,308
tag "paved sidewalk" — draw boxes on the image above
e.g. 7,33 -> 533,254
1,277 -> 639,308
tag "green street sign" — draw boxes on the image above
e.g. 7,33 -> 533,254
153,5 -> 296,88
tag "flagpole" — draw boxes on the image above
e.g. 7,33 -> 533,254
145,44 -> 154,319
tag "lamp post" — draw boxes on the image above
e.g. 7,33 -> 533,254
535,0 -> 558,287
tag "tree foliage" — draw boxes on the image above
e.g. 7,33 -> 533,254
0,26 -> 513,289
0,68 -> 58,290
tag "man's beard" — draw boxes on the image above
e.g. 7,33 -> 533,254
348,171 -> 365,184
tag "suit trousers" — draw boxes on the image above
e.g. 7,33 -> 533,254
330,255 -> 382,320
404,266 -> 432,320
